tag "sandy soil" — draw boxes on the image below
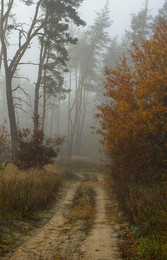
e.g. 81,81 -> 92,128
73,183 -> 121,259
5,173 -> 121,260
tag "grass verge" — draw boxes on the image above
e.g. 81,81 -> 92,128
0,163 -> 63,256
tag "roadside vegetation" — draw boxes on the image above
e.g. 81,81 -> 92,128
0,164 -> 63,256
0,126 -> 98,257
0,122 -> 65,256
0,120 -> 65,217
0,1 -> 167,258
96,20 -> 167,259
0,164 -> 62,220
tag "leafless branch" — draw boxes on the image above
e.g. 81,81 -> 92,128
13,76 -> 30,82
18,62 -> 39,66
13,95 -> 30,106
12,84 -> 31,103
13,96 -> 29,104
15,105 -> 27,114
9,0 -> 48,75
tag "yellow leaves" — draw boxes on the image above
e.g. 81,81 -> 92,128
96,20 -> 167,180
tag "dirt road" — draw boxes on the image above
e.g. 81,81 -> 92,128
5,172 -> 121,260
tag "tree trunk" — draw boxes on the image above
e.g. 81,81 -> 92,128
41,48 -> 50,131
49,98 -> 56,137
74,68 -> 80,155
67,66 -> 72,158
34,65 -> 43,131
77,89 -> 88,155
5,72 -> 18,158
57,94 -> 60,136
41,68 -> 47,131
34,37 -> 47,131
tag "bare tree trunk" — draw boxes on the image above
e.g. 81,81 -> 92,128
41,73 -> 46,132
67,28 -> 100,157
57,94 -> 60,136
0,0 -> 14,72
0,0 -> 49,156
41,43 -> 52,132
74,68 -> 79,155
67,66 -> 84,158
5,73 -> 18,158
34,38 -> 47,131
78,88 -> 88,155
1,0 -> 17,158
49,98 -> 56,137
67,66 -> 72,158
41,56 -> 49,131
68,68 -> 82,158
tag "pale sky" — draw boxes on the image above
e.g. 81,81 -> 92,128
15,0 -> 166,39
78,0 -> 166,38
11,0 -> 166,81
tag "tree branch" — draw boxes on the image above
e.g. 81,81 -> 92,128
12,84 -> 31,102
13,76 -> 30,81
14,105 -> 27,113
9,0 -> 48,75
18,62 -> 39,66
14,96 -> 30,107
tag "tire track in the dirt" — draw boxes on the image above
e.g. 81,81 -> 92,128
5,182 -> 81,260
55,182 -> 95,260
73,176 -> 121,260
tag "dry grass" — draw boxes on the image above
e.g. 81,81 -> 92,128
55,156 -> 102,172
0,164 -> 64,257
69,184 -> 96,234
0,164 -> 62,220
54,254 -> 61,260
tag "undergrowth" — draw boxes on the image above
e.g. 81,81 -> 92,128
0,164 -> 62,219
0,163 -> 63,256
107,176 -> 167,259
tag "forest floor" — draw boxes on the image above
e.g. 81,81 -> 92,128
1,169 -> 122,260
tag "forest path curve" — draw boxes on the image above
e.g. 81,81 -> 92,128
4,172 -> 121,260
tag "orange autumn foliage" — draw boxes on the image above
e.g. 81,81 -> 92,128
97,20 -> 167,183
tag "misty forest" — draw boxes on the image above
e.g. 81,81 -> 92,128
0,0 -> 167,259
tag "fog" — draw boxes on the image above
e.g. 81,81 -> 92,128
0,0 -> 166,159
79,0 -> 165,37
9,0 -> 165,80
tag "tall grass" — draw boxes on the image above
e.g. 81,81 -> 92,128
0,164 -> 61,220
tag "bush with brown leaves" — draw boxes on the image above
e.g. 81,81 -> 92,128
15,128 -> 64,170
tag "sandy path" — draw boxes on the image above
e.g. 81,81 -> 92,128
5,173 -> 121,260
73,177 -> 121,260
